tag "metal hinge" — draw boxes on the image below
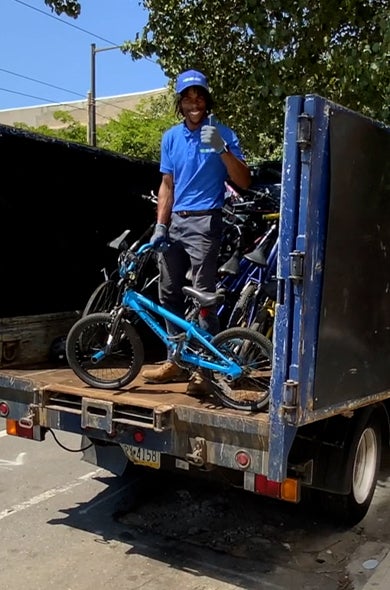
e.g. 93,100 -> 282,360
282,379 -> 299,418
297,113 -> 312,150
289,250 -> 305,280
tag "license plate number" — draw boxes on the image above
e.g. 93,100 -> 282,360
122,444 -> 161,469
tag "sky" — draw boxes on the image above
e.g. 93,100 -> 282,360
0,0 -> 169,112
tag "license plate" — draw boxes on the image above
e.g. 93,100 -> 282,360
121,444 -> 161,469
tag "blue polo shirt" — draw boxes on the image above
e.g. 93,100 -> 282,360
160,119 -> 245,212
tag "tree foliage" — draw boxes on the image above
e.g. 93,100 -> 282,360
15,95 -> 177,160
98,94 -> 177,160
44,0 -> 390,160
14,110 -> 87,143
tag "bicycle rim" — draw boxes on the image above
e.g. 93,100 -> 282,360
66,312 -> 144,389
207,327 -> 272,411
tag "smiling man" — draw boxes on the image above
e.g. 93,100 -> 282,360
142,68 -> 251,394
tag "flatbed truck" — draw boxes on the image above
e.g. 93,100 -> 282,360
1,94 -> 390,525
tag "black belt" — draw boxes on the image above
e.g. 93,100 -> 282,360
175,209 -> 221,218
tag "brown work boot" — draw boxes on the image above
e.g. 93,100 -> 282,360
142,361 -> 189,384
186,371 -> 210,396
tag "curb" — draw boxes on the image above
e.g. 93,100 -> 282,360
361,550 -> 390,589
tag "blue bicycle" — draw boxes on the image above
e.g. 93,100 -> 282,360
65,242 -> 273,411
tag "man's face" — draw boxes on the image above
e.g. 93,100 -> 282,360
180,86 -> 207,129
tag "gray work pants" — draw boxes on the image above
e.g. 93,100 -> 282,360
158,211 -> 223,359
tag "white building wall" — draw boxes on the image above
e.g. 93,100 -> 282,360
0,88 -> 166,128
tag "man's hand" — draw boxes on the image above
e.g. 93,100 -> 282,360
150,223 -> 168,252
200,125 -> 226,153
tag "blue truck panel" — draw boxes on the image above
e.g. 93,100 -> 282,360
269,94 -> 390,480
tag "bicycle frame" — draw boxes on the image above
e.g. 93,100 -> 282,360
91,245 -> 243,380
216,219 -> 279,322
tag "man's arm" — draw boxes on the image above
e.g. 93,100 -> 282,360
220,151 -> 251,190
200,124 -> 251,189
156,173 -> 174,225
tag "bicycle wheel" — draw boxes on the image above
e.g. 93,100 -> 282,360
205,327 -> 272,412
82,280 -> 120,317
227,282 -> 258,328
251,302 -> 274,339
66,312 -> 144,389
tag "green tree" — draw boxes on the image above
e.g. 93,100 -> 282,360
14,96 -> 177,159
122,0 -> 390,158
45,0 -> 390,160
98,94 -> 177,160
14,110 -> 88,144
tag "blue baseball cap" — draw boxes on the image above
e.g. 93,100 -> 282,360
175,69 -> 209,94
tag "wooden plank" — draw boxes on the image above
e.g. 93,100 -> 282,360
0,312 -> 78,368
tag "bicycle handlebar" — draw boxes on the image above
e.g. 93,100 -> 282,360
141,192 -> 158,205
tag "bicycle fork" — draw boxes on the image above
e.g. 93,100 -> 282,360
91,307 -> 126,364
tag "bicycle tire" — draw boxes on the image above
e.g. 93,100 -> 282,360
66,312 -> 144,389
251,304 -> 274,339
82,280 -> 120,317
205,327 -> 272,412
227,282 -> 258,328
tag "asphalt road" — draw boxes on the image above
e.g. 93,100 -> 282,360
1,425 -> 390,590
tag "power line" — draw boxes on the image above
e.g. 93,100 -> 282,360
13,0 -> 119,46
0,86 -> 87,112
0,67 -> 85,99
0,86 -> 124,124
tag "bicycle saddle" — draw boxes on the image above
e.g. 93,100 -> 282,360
244,246 -> 267,267
182,286 -> 225,307
218,249 -> 241,276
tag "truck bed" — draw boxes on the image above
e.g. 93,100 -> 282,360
0,365 -> 270,432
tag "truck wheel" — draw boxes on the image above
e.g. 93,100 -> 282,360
315,412 -> 382,526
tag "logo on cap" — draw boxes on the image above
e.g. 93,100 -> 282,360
176,69 -> 209,94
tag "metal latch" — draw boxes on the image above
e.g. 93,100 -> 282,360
81,398 -> 113,434
297,113 -> 312,149
186,437 -> 207,467
289,250 -> 305,280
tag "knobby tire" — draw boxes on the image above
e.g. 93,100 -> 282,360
66,312 -> 144,389
206,326 -> 273,411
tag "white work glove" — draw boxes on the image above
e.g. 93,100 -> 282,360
200,124 -> 226,154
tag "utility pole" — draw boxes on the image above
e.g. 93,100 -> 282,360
87,42 -> 123,147
89,43 -> 97,146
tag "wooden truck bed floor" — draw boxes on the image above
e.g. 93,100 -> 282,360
0,365 -> 270,422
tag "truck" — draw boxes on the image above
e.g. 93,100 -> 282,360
1,94 -> 390,526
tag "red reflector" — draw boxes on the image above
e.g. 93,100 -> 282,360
0,402 -> 9,417
6,419 -> 34,439
133,430 -> 145,443
235,451 -> 251,469
254,474 -> 281,498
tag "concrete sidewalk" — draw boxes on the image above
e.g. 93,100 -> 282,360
361,550 -> 390,589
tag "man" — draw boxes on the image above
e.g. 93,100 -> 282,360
142,69 -> 251,394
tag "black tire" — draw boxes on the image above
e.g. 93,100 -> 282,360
66,312 -> 144,389
205,327 -> 273,411
82,280 -> 120,317
227,282 -> 258,328
311,411 -> 382,526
